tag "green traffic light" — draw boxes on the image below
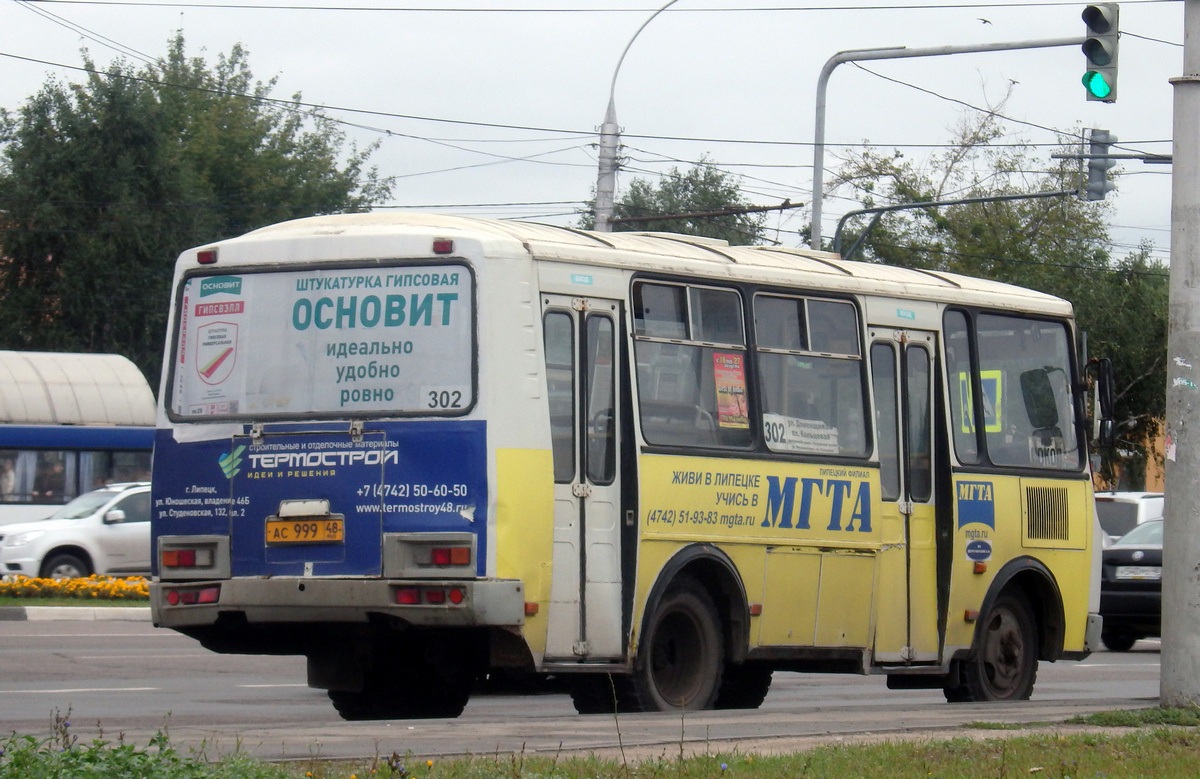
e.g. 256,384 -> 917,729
1083,70 -> 1113,100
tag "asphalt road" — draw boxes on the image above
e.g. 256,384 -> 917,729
0,615 -> 1162,762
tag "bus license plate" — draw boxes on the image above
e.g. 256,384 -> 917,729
265,518 -> 345,545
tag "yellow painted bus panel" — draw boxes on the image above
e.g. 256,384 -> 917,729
495,448 -> 555,653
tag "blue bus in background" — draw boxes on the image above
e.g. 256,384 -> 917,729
1,351 -> 155,525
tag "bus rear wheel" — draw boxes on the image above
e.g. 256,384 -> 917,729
629,576 -> 724,712
945,591 -> 1038,702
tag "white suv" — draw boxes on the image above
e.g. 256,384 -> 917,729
0,483 -> 151,579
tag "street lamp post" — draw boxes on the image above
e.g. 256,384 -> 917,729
594,0 -> 679,233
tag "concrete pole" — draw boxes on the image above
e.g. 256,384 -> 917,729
594,0 -> 679,232
595,97 -> 620,233
1162,0 -> 1200,708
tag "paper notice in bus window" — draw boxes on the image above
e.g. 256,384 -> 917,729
712,352 -> 749,429
762,412 -> 840,454
170,265 -> 474,418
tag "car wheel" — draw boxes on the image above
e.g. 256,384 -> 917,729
1101,631 -> 1138,652
41,553 -> 91,580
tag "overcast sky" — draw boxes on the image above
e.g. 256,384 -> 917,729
0,0 -> 1182,264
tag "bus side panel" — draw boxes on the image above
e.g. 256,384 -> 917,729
494,447 -> 555,656
634,453 -> 880,653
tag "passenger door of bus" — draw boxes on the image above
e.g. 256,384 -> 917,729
870,330 -> 940,663
541,296 -> 625,661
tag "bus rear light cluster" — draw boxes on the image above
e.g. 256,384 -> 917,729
394,586 -> 466,606
164,585 -> 220,606
161,547 -> 215,569
428,546 -> 471,567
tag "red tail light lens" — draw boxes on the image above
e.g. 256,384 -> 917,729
164,585 -> 220,606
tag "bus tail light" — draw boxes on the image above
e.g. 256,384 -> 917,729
164,585 -> 220,606
429,546 -> 471,567
196,248 -> 218,265
393,585 -> 466,606
161,546 -> 215,569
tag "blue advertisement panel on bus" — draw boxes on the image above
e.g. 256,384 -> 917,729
152,420 -> 487,577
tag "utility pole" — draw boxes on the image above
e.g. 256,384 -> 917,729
1162,0 -> 1200,708
594,0 -> 679,233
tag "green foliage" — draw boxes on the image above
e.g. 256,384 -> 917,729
1071,706 -> 1200,728
582,158 -> 767,245
0,33 -> 392,385
5,721 -> 1200,778
831,107 -> 1168,486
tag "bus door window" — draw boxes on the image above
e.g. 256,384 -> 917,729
905,346 -> 933,502
585,314 -> 615,485
543,311 -> 576,483
869,343 -> 901,501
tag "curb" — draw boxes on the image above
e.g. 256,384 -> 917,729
0,606 -> 151,621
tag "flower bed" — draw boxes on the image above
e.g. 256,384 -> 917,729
0,574 -> 150,601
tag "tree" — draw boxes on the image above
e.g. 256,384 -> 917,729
830,109 -> 1168,487
0,34 -> 392,385
581,159 -> 767,245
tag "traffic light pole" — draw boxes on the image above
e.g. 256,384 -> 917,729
1162,0 -> 1200,708
810,38 -> 1085,250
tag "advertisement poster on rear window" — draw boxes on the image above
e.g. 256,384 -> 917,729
170,265 -> 474,419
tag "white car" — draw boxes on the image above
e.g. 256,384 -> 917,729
0,483 -> 151,579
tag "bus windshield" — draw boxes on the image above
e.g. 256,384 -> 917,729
168,265 -> 475,420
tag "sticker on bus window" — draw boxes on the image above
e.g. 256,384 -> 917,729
957,370 -> 1003,433
762,412 -> 840,454
712,353 -> 749,429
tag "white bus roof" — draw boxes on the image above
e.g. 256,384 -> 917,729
203,213 -> 1072,316
0,350 -> 156,426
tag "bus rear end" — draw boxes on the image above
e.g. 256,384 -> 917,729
150,222 -> 526,719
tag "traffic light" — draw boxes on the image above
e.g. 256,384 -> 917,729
1085,128 -> 1117,201
1082,3 -> 1119,102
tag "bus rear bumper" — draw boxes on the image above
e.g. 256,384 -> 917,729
150,577 -> 526,629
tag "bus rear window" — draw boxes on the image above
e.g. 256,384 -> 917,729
168,264 -> 475,419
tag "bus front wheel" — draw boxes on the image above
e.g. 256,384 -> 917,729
945,591 -> 1038,702
631,576 -> 724,712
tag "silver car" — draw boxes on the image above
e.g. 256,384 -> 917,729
0,482 -> 151,579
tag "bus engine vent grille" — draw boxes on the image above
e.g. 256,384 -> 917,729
1025,486 -> 1070,540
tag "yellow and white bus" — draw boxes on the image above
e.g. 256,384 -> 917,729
150,213 -> 1107,719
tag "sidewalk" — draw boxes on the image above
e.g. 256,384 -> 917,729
0,605 -> 150,621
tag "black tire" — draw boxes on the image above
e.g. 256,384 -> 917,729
1101,631 -> 1138,652
944,591 -> 1038,702
329,658 -> 471,721
628,577 -> 724,712
714,663 -> 773,709
569,674 -> 618,715
41,553 -> 90,580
